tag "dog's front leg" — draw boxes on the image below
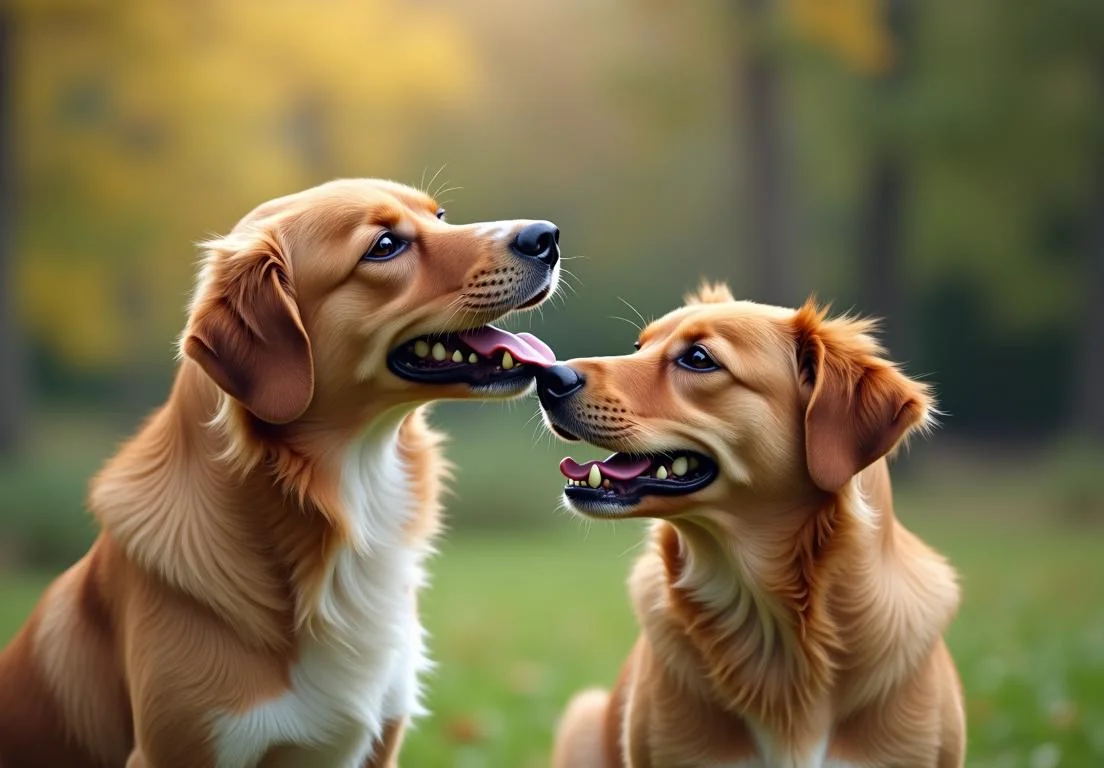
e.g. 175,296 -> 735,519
361,718 -> 405,768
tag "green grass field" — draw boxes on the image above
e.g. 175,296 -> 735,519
2,516 -> 1102,767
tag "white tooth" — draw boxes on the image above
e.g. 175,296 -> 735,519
414,340 -> 430,358
431,342 -> 447,361
689,456 -> 699,470
502,351 -> 515,370
602,479 -> 610,489
452,350 -> 464,363
588,465 -> 601,488
656,465 -> 669,480
672,457 -> 689,477
469,353 -> 478,364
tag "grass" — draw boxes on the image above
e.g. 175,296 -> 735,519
2,516 -> 1102,767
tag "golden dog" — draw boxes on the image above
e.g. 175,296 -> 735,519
537,284 -> 964,768
0,179 -> 561,767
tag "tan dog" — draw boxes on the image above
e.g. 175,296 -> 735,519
537,284 -> 964,768
0,179 -> 561,767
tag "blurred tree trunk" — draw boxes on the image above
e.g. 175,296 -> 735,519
0,6 -> 26,457
1074,68 -> 1104,441
114,268 -> 154,421
289,91 -> 333,179
739,0 -> 794,306
860,0 -> 912,362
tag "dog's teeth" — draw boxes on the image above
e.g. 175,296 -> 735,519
414,340 -> 430,358
431,343 -> 447,361
588,465 -> 602,488
469,353 -> 478,364
672,457 -> 688,477
656,465 -> 669,480
689,456 -> 699,471
452,350 -> 464,363
602,479 -> 610,489
502,351 -> 515,370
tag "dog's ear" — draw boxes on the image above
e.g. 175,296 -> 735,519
684,281 -> 734,305
794,299 -> 933,492
183,231 -> 314,425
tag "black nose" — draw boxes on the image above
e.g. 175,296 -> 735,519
511,221 -> 560,267
536,364 -> 584,410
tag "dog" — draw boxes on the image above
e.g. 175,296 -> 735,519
0,178 -> 561,768
537,284 -> 964,768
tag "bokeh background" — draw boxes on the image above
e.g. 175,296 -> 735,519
2,1 -> 1103,765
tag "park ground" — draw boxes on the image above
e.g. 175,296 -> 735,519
1,410 -> 1102,766
2,512 -> 1103,767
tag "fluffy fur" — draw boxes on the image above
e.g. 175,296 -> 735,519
0,179 -> 558,767
546,285 -> 964,767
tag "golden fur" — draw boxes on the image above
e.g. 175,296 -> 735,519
547,285 -> 964,767
0,179 -> 558,767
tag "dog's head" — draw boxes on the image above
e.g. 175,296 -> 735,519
537,283 -> 934,519
182,178 -> 559,428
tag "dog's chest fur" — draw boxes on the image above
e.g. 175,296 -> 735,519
711,733 -> 865,768
212,421 -> 431,768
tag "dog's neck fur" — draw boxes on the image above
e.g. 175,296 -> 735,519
639,461 -> 960,758
88,360 -> 440,653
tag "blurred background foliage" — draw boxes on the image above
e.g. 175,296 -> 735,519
1,0 -> 1103,763
2,0 -> 1102,442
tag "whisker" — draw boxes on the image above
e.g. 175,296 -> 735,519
618,296 -> 648,328
610,315 -> 643,332
426,163 -> 448,199
439,294 -> 469,331
619,538 -> 646,558
557,272 -> 582,298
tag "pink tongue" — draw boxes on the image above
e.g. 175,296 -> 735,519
559,454 -> 653,482
459,326 -> 556,366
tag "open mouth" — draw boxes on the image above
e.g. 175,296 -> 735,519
559,450 -> 718,512
388,325 -> 556,388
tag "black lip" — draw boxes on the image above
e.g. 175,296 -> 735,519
518,284 -> 552,309
548,423 -> 581,441
562,451 -> 718,510
387,330 -> 544,387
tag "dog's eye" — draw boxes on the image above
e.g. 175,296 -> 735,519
362,232 -> 409,261
633,341 -> 641,351
677,344 -> 720,372
435,208 -> 447,221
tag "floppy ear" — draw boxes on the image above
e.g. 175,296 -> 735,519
183,231 -> 314,425
794,300 -> 932,492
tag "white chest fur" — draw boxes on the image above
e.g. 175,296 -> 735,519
712,731 -> 870,768
212,418 -> 432,768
